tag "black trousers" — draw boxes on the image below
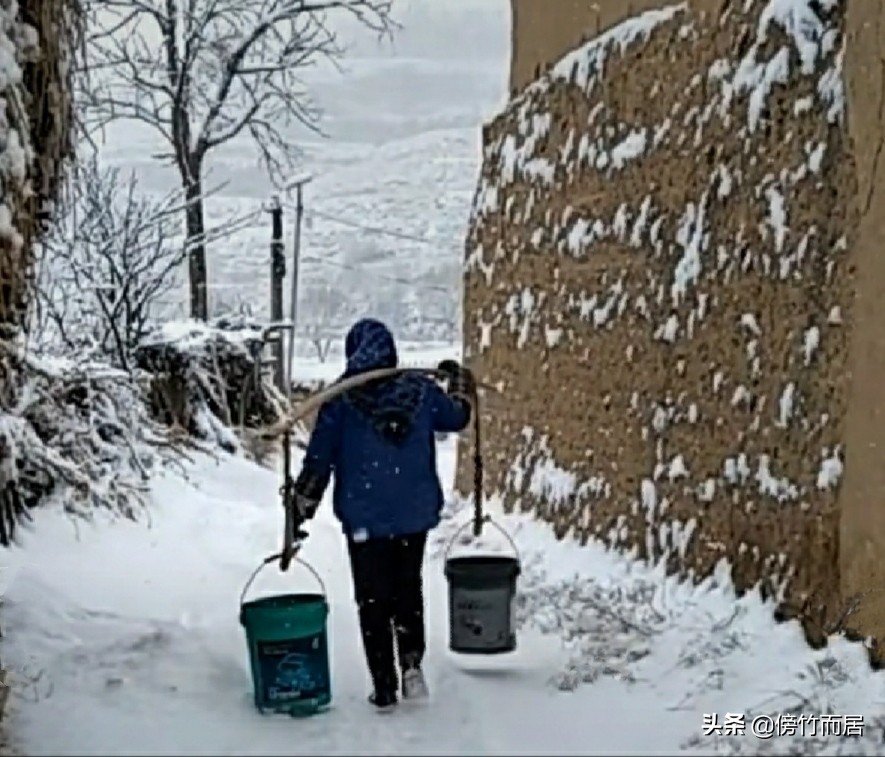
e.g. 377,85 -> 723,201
347,531 -> 428,695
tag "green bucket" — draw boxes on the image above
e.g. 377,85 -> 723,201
238,557 -> 331,716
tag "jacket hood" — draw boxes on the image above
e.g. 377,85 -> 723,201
344,318 -> 398,377
340,318 -> 423,445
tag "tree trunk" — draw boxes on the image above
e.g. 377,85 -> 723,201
185,169 -> 208,321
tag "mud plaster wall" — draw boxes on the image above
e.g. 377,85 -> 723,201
455,0 -> 885,656
840,1 -> 885,653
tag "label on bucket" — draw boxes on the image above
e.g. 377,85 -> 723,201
451,586 -> 514,652
256,633 -> 329,704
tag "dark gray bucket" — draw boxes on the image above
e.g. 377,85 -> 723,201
443,518 -> 521,655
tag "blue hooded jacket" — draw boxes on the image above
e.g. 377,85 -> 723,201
297,319 -> 471,540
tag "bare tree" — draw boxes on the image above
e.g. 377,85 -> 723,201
82,0 -> 395,321
299,280 -> 349,362
304,325 -> 334,362
33,156 -> 187,369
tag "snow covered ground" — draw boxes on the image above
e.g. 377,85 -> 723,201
0,350 -> 883,756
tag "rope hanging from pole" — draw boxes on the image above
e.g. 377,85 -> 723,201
471,391 -> 483,538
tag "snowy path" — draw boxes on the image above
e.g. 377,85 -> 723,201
0,442 -> 881,755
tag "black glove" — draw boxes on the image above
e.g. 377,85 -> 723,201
294,493 -> 318,521
290,468 -> 326,521
437,360 -> 476,401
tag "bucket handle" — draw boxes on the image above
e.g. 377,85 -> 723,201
443,514 -> 520,564
239,552 -> 327,608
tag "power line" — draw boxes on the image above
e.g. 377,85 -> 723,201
205,206 -> 264,240
280,202 -> 443,245
220,201 -> 451,249
299,254 -> 454,294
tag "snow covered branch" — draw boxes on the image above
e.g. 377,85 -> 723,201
32,156 -> 187,366
83,0 -> 395,180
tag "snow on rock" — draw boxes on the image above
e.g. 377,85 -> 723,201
551,5 -> 688,95
141,316 -> 266,352
461,0 -> 853,648
487,5 -> 688,195
134,315 -> 287,452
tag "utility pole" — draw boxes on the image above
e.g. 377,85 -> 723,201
284,176 -> 312,397
268,196 -> 285,391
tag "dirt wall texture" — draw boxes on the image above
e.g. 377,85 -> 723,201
456,0 -> 885,662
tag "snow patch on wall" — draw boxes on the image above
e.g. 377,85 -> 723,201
507,429 -> 610,524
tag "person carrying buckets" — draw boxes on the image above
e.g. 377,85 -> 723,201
290,318 -> 476,712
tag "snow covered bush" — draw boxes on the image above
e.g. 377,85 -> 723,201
299,282 -> 350,363
33,156 -> 187,367
0,335 -> 169,545
0,311 -> 291,539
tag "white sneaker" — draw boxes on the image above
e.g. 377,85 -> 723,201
401,668 -> 429,701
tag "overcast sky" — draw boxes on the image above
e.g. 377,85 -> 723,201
340,0 -> 510,61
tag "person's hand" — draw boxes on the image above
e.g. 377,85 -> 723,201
437,360 -> 476,400
290,468 -> 326,521
437,359 -> 459,381
294,492 -> 319,521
